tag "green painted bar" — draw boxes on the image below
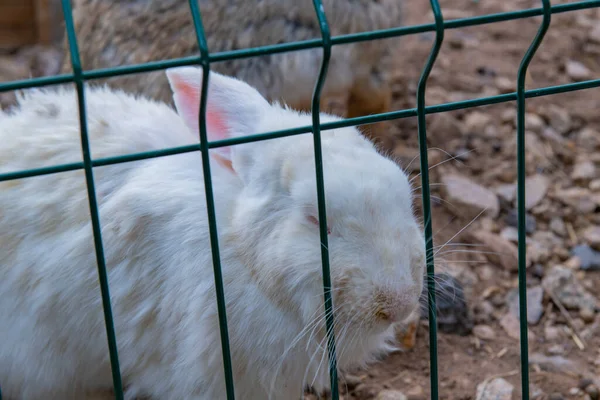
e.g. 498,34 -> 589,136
187,1 -> 237,398
515,1 -> 552,399
60,0 -> 124,398
310,1 -> 340,398
416,1 -> 445,399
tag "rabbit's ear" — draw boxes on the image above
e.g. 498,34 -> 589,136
166,66 -> 269,173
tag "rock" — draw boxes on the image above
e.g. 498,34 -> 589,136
546,105 -> 573,135
554,188 -> 598,214
525,175 -> 550,210
504,209 -> 536,234
590,25 -> 600,44
472,230 -> 519,271
547,344 -> 565,355
500,227 -> 519,243
528,353 -> 600,390
473,301 -> 495,324
476,377 -> 514,400
580,307 -> 596,323
441,174 -> 499,219
406,386 -> 425,400
500,313 -> 522,340
544,325 -> 562,341
419,273 -> 473,335
566,60 -> 592,81
473,324 -> 496,340
463,111 -> 492,135
549,217 -> 567,237
505,285 -> 544,325
572,161 -> 597,181
495,184 -> 517,203
548,393 -> 565,400
525,113 -> 545,133
376,390 -> 408,400
495,77 -> 514,94
583,227 -> 600,250
542,265 -> 598,311
591,180 -> 600,191
571,244 -> 600,271
342,374 -> 364,391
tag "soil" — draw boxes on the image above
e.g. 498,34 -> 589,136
1,0 -> 600,399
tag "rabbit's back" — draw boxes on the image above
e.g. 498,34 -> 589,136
0,86 -> 240,399
61,0 -> 402,110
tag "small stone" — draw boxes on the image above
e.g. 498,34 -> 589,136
376,390 -> 408,400
548,393 -> 565,400
589,25 -> 600,44
566,60 -> 592,81
569,388 -> 582,396
580,307 -> 596,323
555,188 -> 597,213
572,161 -> 597,181
500,227 -> 519,243
532,264 -> 545,279
546,105 -> 573,135
547,344 -> 565,355
441,174 -> 499,219
571,244 -> 600,271
544,325 -> 562,341
473,324 -> 496,340
580,379 -> 595,390
504,209 -> 536,234
549,218 -> 567,237
473,301 -> 495,324
506,286 -> 544,325
406,386 -> 425,400
542,265 -> 599,311
525,175 -> 550,210
495,77 -> 514,94
342,374 -> 363,391
500,313 -> 522,340
525,113 -> 545,133
476,377 -> 514,400
463,111 -> 492,135
590,180 -> 600,191
584,227 -> 600,250
496,184 -> 517,203
471,230 -> 519,271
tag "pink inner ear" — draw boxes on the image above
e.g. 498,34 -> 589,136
171,76 -> 231,158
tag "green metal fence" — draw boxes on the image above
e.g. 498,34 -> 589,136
1,0 -> 600,399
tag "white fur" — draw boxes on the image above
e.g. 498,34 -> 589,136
0,68 -> 425,400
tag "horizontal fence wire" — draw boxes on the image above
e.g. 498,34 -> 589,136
0,0 -> 599,399
59,0 -> 124,398
515,1 -> 552,398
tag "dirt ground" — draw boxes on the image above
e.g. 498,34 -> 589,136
1,0 -> 600,399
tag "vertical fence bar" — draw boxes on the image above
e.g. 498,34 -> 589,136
516,1 -> 551,399
187,1 -> 236,398
60,1 -> 124,399
310,1 -> 339,398
416,1 -> 444,399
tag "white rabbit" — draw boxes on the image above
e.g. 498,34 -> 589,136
0,66 -> 425,400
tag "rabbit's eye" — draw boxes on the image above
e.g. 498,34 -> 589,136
306,215 -> 331,235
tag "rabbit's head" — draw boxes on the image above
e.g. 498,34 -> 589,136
167,66 -> 425,366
